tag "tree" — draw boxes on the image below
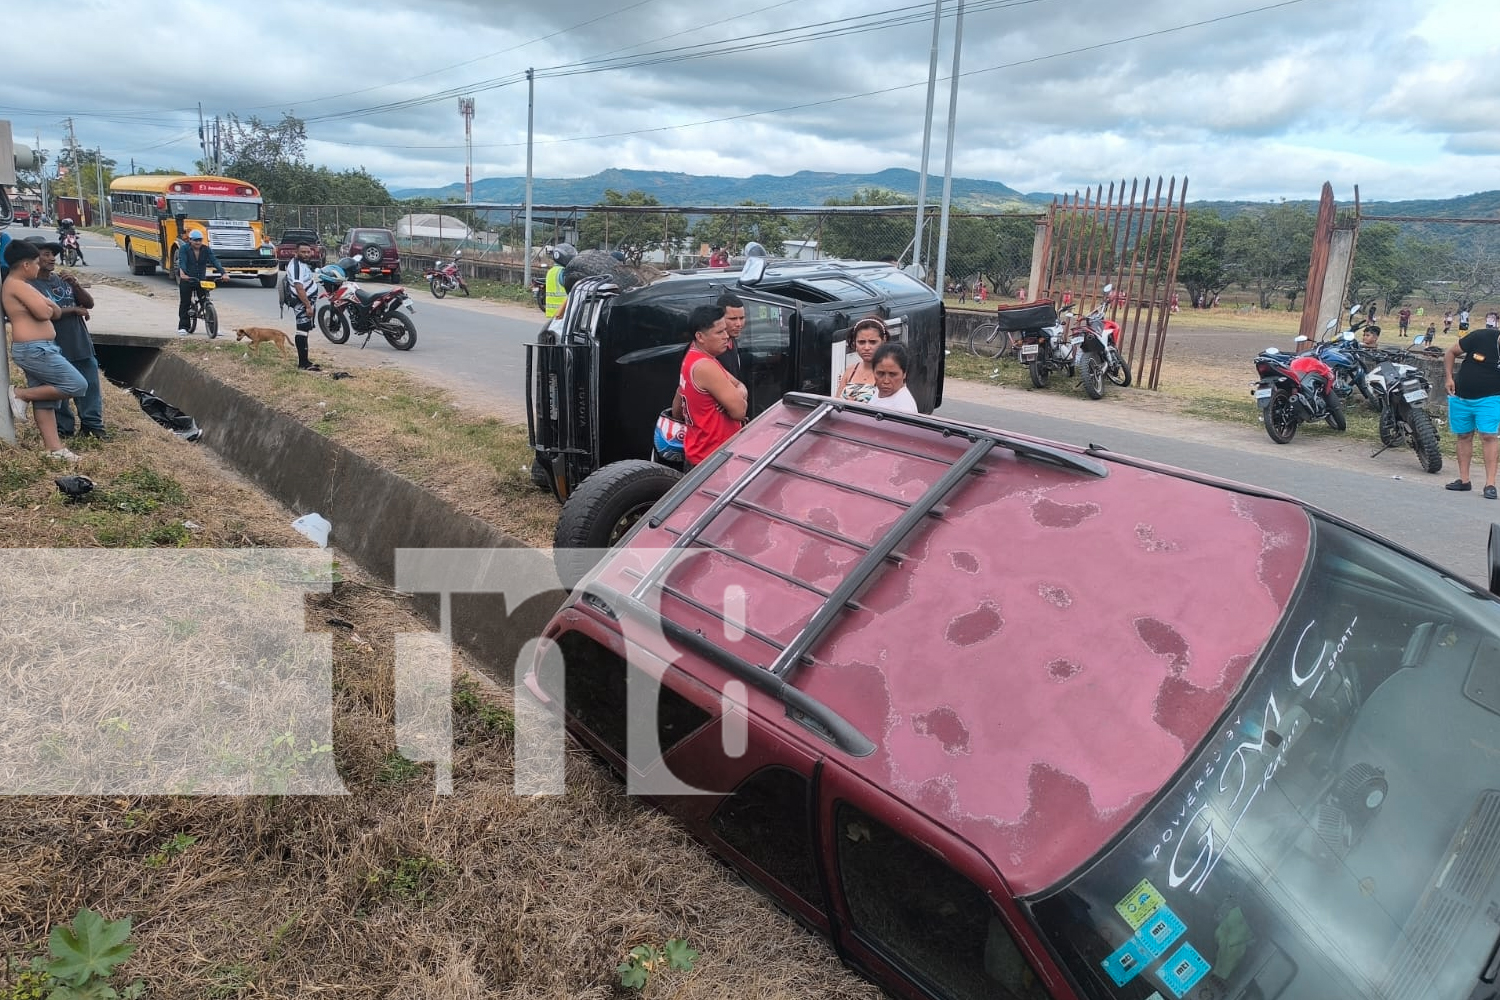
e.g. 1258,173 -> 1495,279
1176,210 -> 1228,307
690,202 -> 792,256
52,147 -> 117,210
943,215 -> 1036,296
577,189 -> 688,264
1223,202 -> 1315,309
819,188 -> 915,262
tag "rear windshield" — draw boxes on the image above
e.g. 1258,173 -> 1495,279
1029,517 -> 1500,1000
353,230 -> 395,247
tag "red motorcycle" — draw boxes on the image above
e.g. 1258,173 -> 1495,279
1253,349 -> 1345,444
423,250 -> 470,299
315,269 -> 417,351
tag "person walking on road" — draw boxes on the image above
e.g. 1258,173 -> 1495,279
1443,311 -> 1500,499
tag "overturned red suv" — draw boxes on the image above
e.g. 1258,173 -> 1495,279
528,391 -> 1500,1000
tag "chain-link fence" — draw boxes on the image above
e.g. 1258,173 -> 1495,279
264,203 -> 1041,290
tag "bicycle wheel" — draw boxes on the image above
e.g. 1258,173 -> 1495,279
203,300 -> 219,339
969,322 -> 1003,359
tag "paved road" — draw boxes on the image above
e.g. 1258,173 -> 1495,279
75,231 -> 1499,587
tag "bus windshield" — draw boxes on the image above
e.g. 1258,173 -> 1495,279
169,199 -> 260,222
1030,517 -> 1500,1000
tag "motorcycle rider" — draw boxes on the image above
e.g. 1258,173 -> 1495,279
544,243 -> 575,319
175,229 -> 224,336
56,218 -> 87,266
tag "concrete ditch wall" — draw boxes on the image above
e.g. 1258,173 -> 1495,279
134,351 -> 565,675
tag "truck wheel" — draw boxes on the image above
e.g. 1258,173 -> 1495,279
553,460 -> 681,589
259,274 -> 277,288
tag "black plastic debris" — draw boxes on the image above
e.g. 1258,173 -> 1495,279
54,475 -> 95,501
330,371 -> 353,380
130,388 -> 203,442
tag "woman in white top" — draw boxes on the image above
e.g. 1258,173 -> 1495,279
834,316 -> 889,404
867,342 -> 918,413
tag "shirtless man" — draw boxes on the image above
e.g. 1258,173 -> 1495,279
2,240 -> 88,461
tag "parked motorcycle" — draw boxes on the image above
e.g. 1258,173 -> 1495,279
1362,342 -> 1442,473
1301,308 -> 1376,410
1006,300 -> 1073,387
424,250 -> 470,299
531,275 -> 546,312
1075,295 -> 1133,398
315,263 -> 417,351
1253,348 -> 1346,444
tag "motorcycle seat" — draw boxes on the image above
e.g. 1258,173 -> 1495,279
354,287 -> 384,305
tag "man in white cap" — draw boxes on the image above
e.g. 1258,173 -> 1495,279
175,228 -> 224,335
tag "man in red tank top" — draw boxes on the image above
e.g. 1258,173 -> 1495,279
671,304 -> 747,466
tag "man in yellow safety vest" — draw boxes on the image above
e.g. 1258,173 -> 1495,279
544,243 -> 576,318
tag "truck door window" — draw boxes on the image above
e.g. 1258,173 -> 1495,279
711,766 -> 819,904
737,302 -> 795,415
835,801 -> 1050,1000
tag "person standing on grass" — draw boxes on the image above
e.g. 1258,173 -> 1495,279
1398,305 -> 1411,338
27,238 -> 106,439
2,240 -> 87,462
1443,311 -> 1500,500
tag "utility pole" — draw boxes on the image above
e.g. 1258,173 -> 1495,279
933,0 -> 965,302
213,115 -> 222,174
913,0 -> 942,279
96,146 -> 107,226
64,117 -> 84,222
458,96 -> 475,205
197,103 -> 207,169
35,130 -> 48,212
523,68 -> 535,287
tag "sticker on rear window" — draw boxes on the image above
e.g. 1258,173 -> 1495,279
1138,905 -> 1186,958
1157,942 -> 1210,998
1116,877 -> 1165,929
1102,936 -> 1151,986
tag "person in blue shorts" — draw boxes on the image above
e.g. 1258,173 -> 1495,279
1444,311 -> 1500,498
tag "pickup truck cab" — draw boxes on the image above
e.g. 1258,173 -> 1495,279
274,228 -> 327,270
529,253 -> 945,560
529,393 -> 1500,1000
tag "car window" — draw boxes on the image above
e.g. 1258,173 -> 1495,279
836,801 -> 1049,1000
711,767 -> 819,904
535,632 -> 711,761
354,230 -> 395,247
737,301 -> 795,415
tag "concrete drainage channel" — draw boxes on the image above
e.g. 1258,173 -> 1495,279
97,341 -> 564,672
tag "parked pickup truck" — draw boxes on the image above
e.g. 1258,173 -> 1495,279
274,228 -> 328,270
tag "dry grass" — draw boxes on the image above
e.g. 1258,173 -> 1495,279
0,370 -> 881,997
174,339 -> 559,548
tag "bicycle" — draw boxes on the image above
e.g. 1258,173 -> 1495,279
968,321 -> 1018,361
184,278 -> 222,339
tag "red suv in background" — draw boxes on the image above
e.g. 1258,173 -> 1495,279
338,227 -> 401,282
528,392 -> 1500,1000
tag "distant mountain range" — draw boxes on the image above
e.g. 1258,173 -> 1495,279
394,168 -> 1499,223
393,167 -> 1044,211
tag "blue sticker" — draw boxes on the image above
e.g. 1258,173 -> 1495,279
1138,905 -> 1186,959
1102,936 -> 1152,986
1157,942 -> 1211,998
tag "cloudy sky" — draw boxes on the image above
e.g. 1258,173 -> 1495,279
3,0 -> 1496,203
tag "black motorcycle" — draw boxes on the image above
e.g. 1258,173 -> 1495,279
531,275 -> 546,312
315,276 -> 417,351
1361,343 -> 1442,473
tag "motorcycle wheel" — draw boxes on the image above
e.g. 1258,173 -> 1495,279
1080,354 -> 1105,399
430,278 -> 447,299
1324,393 -> 1347,431
381,313 -> 417,351
1409,408 -> 1443,474
203,300 -> 219,339
1106,355 -> 1133,387
1363,383 -> 1381,413
1378,404 -> 1403,447
63,248 -> 78,267
535,288 -> 546,312
1029,360 -> 1049,389
1264,388 -> 1298,444
318,305 -> 351,344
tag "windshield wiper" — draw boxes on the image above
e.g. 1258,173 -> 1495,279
1471,932 -> 1500,999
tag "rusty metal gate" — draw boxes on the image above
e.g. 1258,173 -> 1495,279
1036,177 -> 1188,389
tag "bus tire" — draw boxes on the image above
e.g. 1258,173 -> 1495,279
126,242 -> 156,276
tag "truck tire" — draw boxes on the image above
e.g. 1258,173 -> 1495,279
259,274 -> 278,288
553,460 -> 681,589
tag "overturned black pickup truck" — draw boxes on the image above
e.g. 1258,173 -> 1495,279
527,252 -> 946,559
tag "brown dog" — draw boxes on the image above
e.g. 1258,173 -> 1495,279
235,327 -> 291,357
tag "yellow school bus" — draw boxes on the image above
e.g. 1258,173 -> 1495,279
109,174 -> 277,285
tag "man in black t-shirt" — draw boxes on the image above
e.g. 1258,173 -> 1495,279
1443,311 -> 1500,498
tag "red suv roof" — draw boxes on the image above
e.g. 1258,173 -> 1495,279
575,395 -> 1310,894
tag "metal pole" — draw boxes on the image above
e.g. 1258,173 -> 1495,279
933,0 -> 964,299
96,147 -> 107,225
523,68 -> 535,286
913,0 -> 942,278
